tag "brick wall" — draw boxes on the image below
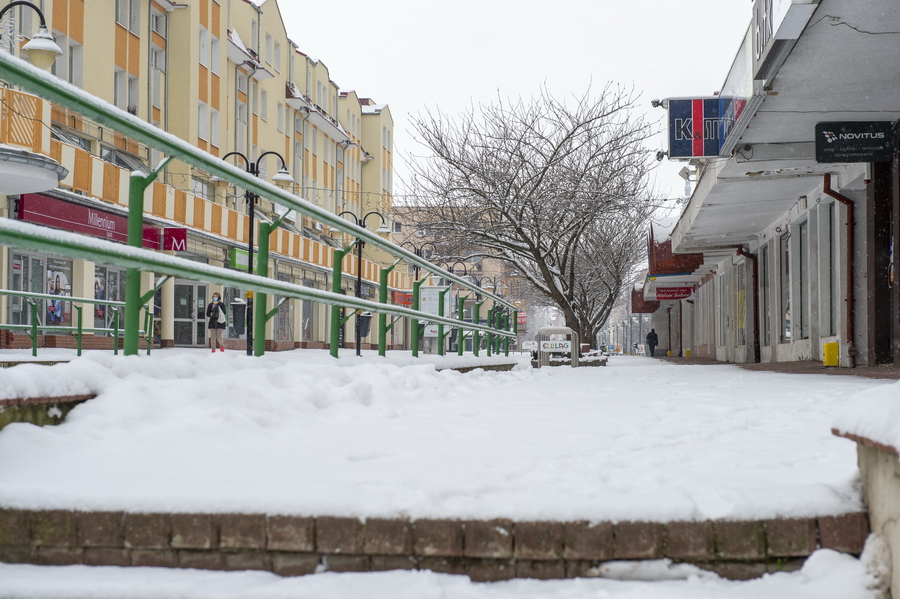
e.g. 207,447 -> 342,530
0,510 -> 869,582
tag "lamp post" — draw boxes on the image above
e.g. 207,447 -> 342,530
222,150 -> 293,355
0,2 -> 63,70
399,241 -> 436,282
338,210 -> 389,356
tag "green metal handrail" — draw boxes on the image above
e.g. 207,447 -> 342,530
0,220 -> 514,345
0,52 -> 513,312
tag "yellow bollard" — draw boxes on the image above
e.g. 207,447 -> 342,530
823,342 -> 839,367
667,350 -> 672,357
685,349 -> 691,358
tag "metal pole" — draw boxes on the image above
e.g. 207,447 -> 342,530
75,305 -> 82,356
330,243 -> 355,358
29,300 -> 37,357
253,222 -> 270,357
437,287 -> 450,356
355,239 -> 363,356
113,309 -> 119,355
473,301 -> 483,356
457,294 -> 467,356
246,187 -> 255,356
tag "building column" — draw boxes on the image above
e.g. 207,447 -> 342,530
160,275 -> 175,347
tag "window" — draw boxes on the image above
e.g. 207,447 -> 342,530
129,0 -> 140,32
735,262 -> 746,347
260,89 -> 267,121
113,68 -> 126,109
250,20 -> 258,53
392,221 -> 402,233
265,34 -> 272,64
798,221 -> 809,339
192,177 -> 213,201
127,75 -> 139,114
199,28 -> 209,67
115,0 -> 128,26
276,102 -> 283,132
151,11 -> 167,37
274,41 -> 281,72
780,233 -> 791,342
825,203 -> 837,336
210,36 -> 220,74
210,109 -> 220,147
198,102 -> 208,140
717,275 -> 726,346
761,244 -> 770,346
252,82 -> 258,115
237,73 -> 248,94
67,43 -> 83,87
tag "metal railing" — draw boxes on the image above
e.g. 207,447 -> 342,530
0,52 -> 516,358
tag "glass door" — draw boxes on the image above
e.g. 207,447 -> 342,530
173,282 -> 208,346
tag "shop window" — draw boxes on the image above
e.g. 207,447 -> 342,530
734,262 -> 746,347
780,233 -> 791,342
760,244 -> 770,346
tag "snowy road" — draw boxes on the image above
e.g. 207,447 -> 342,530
0,350 -> 890,522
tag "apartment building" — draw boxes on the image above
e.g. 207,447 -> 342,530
0,0 -> 400,351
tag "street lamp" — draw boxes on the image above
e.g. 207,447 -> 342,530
222,150 -> 293,355
338,210 -> 389,356
0,2 -> 63,70
399,241 -> 436,281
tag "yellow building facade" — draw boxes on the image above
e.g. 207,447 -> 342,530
0,0 -> 400,351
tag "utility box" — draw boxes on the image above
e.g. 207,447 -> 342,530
231,299 -> 246,336
823,342 -> 839,367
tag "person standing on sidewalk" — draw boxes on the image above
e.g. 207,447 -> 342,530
206,292 -> 228,352
645,329 -> 659,357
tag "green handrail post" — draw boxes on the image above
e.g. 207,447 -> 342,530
504,311 -> 510,356
74,305 -> 83,356
252,211 -> 290,357
113,309 -> 120,355
125,157 -> 171,356
457,293 -> 469,356
487,306 -> 495,357
378,259 -> 402,357
143,308 -> 151,355
330,242 -> 359,358
28,299 -> 37,357
437,287 -> 451,357
473,300 -> 484,357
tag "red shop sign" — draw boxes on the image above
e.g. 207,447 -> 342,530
392,291 -> 413,305
18,194 -> 160,249
655,287 -> 694,301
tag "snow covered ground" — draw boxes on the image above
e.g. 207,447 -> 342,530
0,349 -> 892,522
0,549 -> 882,599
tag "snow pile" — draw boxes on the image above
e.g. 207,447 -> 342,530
833,379 -> 900,451
0,549 -> 879,599
0,353 -> 889,521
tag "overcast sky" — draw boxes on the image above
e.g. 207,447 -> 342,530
277,1 -> 753,199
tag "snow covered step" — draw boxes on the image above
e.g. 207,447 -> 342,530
0,509 -> 869,582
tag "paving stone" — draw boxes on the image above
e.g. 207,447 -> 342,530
413,519 -> 464,557
317,516 -> 364,554
514,521 -> 564,560
0,544 -> 36,564
218,514 -> 267,550
563,521 -> 614,560
131,549 -> 179,568
177,550 -> 225,570
37,546 -> 84,566
765,518 -> 816,557
818,513 -> 869,554
666,520 -> 715,560
711,561 -> 769,581
614,521 -> 664,559
324,554 -> 370,572
464,519 -> 513,558
223,551 -> 270,571
271,552 -> 320,576
371,555 -> 417,571
417,556 -> 467,575
78,511 -> 124,548
267,515 -> 315,552
515,559 -> 567,580
0,509 -> 29,545
467,558 -> 515,582
83,547 -> 130,567
31,510 -> 76,547
715,520 -> 765,560
364,518 -> 412,555
171,514 -> 214,550
124,513 -> 170,550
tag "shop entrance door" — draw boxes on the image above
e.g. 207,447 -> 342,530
173,282 -> 208,346
10,254 -> 45,325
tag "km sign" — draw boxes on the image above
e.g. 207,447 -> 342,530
667,98 -> 734,160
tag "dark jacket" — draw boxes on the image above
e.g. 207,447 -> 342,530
646,331 -> 659,346
206,300 -> 227,330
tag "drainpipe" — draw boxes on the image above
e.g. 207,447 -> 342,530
667,305 -> 672,357
736,247 -> 761,363
678,300 -> 683,357
823,173 -> 856,367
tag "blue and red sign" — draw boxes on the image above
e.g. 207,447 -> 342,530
667,98 -> 728,159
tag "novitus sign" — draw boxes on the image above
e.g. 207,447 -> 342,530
18,194 -> 160,249
655,287 -> 694,301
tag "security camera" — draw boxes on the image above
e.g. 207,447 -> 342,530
651,99 -> 666,109
656,151 -> 668,162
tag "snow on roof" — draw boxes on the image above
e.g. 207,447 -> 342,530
362,103 -> 387,115
833,380 -> 900,453
649,214 -> 681,244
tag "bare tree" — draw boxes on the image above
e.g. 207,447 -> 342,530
407,85 -> 659,346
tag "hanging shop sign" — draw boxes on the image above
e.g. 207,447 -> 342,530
18,194 -> 160,248
163,228 -> 188,251
667,98 -> 727,159
229,248 -> 259,271
392,291 -> 413,305
655,287 -> 694,301
815,122 -> 894,163
517,312 -> 528,326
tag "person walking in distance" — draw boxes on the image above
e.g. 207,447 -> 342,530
645,328 -> 659,357
206,292 -> 228,352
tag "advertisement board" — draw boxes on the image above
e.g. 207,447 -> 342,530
815,122 -> 893,163
655,287 -> 694,301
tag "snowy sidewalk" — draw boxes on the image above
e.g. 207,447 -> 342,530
0,350 -> 892,521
